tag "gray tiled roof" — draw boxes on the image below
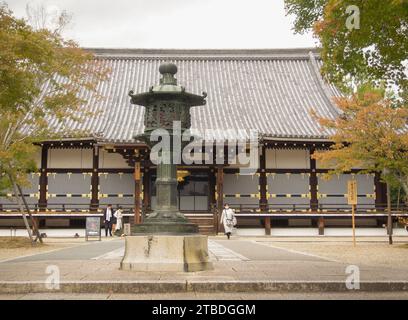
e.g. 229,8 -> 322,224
46,48 -> 342,143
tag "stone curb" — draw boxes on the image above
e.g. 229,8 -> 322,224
1,281 -> 407,294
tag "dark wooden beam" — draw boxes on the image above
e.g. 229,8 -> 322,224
38,145 -> 48,211
90,145 -> 99,212
223,168 -> 371,174
263,140 -> 332,150
38,139 -> 96,148
374,172 -> 387,209
309,147 -> 322,235
318,217 -> 325,235
309,147 -> 319,212
216,165 -> 224,233
209,168 -> 216,207
264,216 -> 271,236
208,167 -> 217,232
259,144 -> 268,212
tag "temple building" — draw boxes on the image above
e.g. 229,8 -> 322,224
0,48 -> 389,235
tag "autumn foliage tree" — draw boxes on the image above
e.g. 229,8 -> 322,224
313,85 -> 408,200
286,1 -> 408,237
0,4 -> 108,241
285,0 -> 408,99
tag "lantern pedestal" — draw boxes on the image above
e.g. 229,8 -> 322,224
124,62 -> 210,272
132,219 -> 198,234
120,234 -> 213,272
132,149 -> 199,235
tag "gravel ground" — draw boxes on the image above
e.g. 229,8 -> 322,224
256,240 -> 408,269
0,237 -> 115,262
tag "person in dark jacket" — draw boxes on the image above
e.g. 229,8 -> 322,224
103,204 -> 114,237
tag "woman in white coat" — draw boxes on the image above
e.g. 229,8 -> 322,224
113,207 -> 123,236
220,203 -> 236,239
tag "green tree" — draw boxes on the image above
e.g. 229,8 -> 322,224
312,85 -> 408,243
285,0 -> 408,97
0,4 -> 108,242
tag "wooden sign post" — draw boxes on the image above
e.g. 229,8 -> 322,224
347,180 -> 358,247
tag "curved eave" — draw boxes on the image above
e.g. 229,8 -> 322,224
130,91 -> 206,107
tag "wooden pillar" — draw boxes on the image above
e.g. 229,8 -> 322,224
309,147 -> 319,211
134,161 -> 141,224
259,144 -> 270,235
374,172 -> 387,209
142,166 -> 151,214
216,165 -> 224,233
38,145 -> 48,211
90,145 -> 99,212
309,147 -> 323,234
317,216 -> 325,235
209,167 -> 217,233
209,168 -> 216,207
265,216 -> 271,236
259,144 -> 268,211
374,171 -> 387,226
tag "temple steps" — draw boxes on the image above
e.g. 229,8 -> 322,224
186,214 -> 216,235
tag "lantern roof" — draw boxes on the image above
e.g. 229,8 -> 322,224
128,62 -> 207,107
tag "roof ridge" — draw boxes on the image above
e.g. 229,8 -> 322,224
307,51 -> 341,118
86,47 -> 321,59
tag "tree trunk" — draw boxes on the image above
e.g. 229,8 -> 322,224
386,181 -> 393,245
10,180 -> 33,243
16,184 -> 42,243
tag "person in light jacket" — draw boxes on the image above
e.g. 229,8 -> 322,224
220,203 -> 236,239
114,206 -> 123,236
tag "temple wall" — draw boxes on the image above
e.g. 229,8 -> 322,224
0,147 -> 379,216
223,174 -> 259,206
48,148 -> 92,168
265,149 -> 310,169
47,173 -> 92,210
99,149 -> 131,168
99,173 -> 135,206
318,173 -> 376,208
33,148 -> 41,168
0,173 -> 40,207
267,173 -> 310,207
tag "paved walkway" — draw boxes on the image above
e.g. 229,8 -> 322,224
1,237 -> 407,285
2,227 -> 407,237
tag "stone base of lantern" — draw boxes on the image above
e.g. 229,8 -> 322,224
131,222 -> 199,235
131,210 -> 199,235
120,234 -> 213,272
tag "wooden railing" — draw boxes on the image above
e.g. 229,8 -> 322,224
228,203 -> 408,214
0,202 -> 407,215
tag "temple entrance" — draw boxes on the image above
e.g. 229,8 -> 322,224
150,169 -> 210,212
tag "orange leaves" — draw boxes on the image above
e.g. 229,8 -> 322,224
313,86 -> 408,177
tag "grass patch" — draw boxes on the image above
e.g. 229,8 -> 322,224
397,244 -> 408,249
0,237 -> 44,249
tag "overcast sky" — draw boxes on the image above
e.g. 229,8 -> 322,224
7,0 -> 317,49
